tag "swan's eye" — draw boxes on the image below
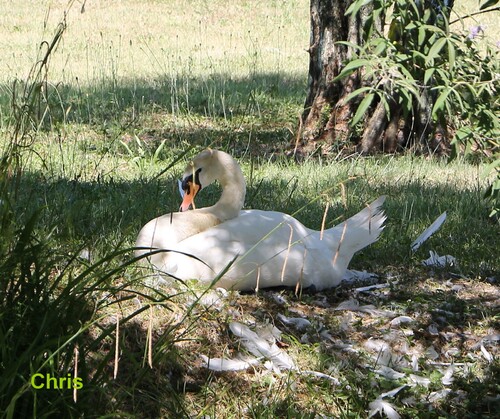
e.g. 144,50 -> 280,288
181,168 -> 202,193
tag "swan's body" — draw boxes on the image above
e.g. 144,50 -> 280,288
153,200 -> 385,291
136,149 -> 386,291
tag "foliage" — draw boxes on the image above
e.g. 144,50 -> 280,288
339,0 -> 499,216
0,7 -> 184,417
0,1 -> 498,416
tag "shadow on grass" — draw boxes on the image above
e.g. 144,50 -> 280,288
13,161 -> 498,276
4,161 -> 498,417
251,270 -> 499,417
0,71 -> 307,128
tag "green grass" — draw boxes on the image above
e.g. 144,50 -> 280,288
0,0 -> 499,417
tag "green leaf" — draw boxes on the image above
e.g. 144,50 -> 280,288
333,59 -> 370,82
447,39 -> 456,71
424,68 -> 435,85
426,37 -> 447,64
343,86 -> 374,104
373,39 -> 388,56
346,0 -> 372,17
153,139 -> 167,162
449,87 -> 465,113
432,88 -> 451,117
352,93 -> 375,126
480,0 -> 499,10
418,26 -> 426,46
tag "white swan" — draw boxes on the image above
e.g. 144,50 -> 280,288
136,149 -> 386,291
135,149 -> 245,269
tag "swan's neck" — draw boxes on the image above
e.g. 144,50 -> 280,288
212,177 -> 245,221
202,152 -> 246,222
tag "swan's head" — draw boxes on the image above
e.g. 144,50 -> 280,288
179,149 -> 219,212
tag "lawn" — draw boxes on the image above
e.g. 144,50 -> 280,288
0,1 -> 498,417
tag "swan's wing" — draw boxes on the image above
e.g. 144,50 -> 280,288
172,210 -> 314,287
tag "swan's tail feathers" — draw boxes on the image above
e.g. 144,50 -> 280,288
331,196 -> 386,268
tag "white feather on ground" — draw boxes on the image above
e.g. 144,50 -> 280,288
422,250 -> 457,267
368,399 -> 401,419
200,355 -> 261,372
411,212 -> 447,252
334,299 -> 393,317
277,313 -> 312,331
229,322 -> 295,371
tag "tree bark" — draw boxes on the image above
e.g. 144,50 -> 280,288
298,0 -> 454,156
297,0 -> 362,155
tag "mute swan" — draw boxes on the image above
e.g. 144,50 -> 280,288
135,149 -> 245,268
136,149 -> 386,291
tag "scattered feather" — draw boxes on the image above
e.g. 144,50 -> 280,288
368,398 -> 401,419
335,299 -> 392,316
364,339 -> 394,366
342,269 -> 378,283
428,324 -> 439,335
355,283 -> 390,293
482,334 -> 500,344
200,355 -> 259,372
411,355 -> 419,372
409,374 -> 431,387
379,385 -> 408,399
339,313 -> 353,331
312,294 -> 330,308
422,251 -> 456,268
426,346 -> 440,360
229,322 -> 295,370
197,290 -> 226,310
277,313 -> 311,331
257,323 -> 283,341
78,248 -> 91,261
364,339 -> 391,353
401,396 -> 417,406
320,329 -> 334,342
427,388 -> 451,403
300,333 -> 310,344
441,365 -> 455,386
411,212 -> 447,252
480,344 -> 494,362
428,389 -> 452,403
301,370 -> 341,385
270,293 -> 288,306
374,366 -> 406,380
390,316 -> 413,327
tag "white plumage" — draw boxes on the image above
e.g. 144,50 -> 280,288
136,149 -> 386,291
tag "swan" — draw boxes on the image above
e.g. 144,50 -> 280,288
135,149 -> 245,269
136,149 -> 386,291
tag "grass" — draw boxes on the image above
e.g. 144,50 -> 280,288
0,0 -> 499,418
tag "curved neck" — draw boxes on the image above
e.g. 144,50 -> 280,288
201,151 -> 246,222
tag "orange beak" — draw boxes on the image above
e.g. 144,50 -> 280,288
179,181 -> 200,212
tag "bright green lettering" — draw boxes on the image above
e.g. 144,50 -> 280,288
73,377 -> 83,389
31,373 -> 45,389
58,376 -> 67,389
47,374 -> 58,389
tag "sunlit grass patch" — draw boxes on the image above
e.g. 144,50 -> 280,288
1,0 -> 498,416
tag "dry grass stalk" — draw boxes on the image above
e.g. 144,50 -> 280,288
73,344 -> 79,403
333,220 -> 348,266
320,201 -> 330,240
281,224 -> 294,283
114,315 -> 120,379
148,306 -> 153,368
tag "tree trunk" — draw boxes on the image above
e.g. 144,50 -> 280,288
296,0 -> 370,155
297,0 -> 454,156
